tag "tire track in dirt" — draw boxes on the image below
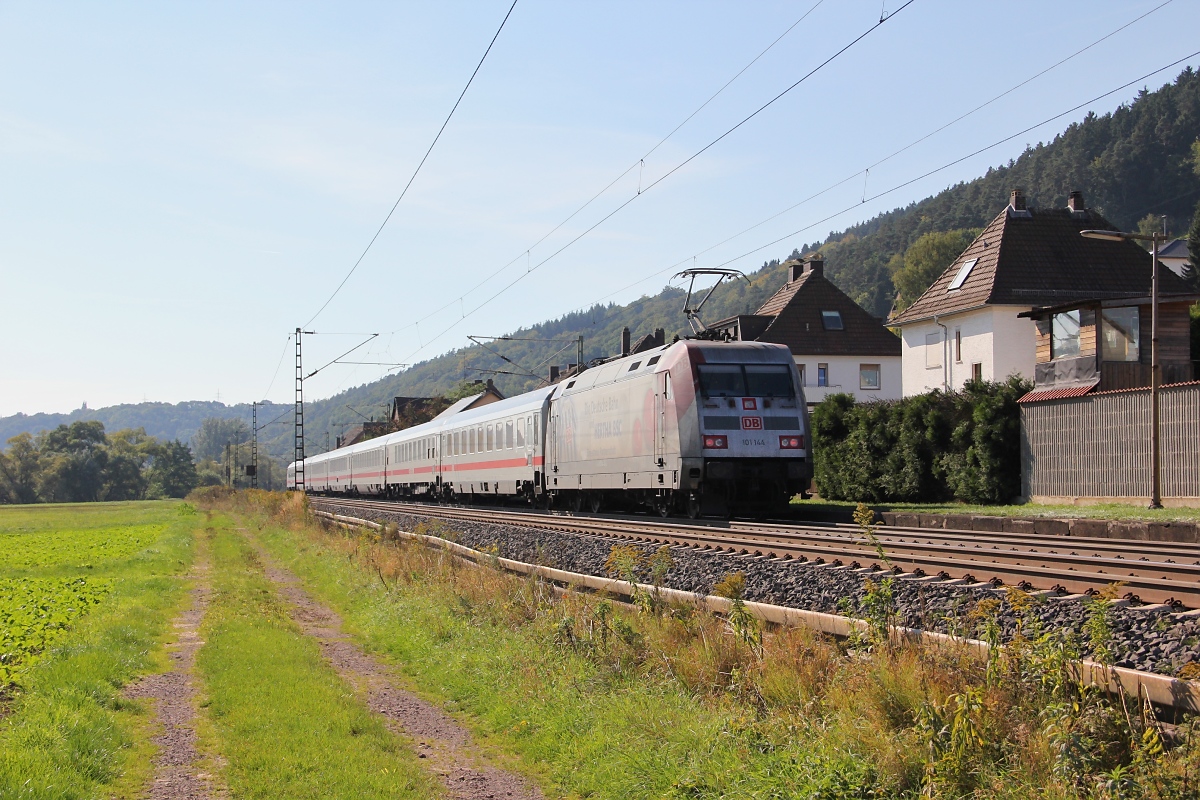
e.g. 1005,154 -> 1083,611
246,537 -> 544,800
123,553 -> 223,800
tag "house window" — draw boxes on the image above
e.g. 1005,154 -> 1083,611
925,332 -> 942,368
821,311 -> 843,330
955,329 -> 962,363
817,363 -> 829,387
859,364 -> 881,390
796,364 -> 806,386
1051,310 -> 1081,358
972,362 -> 983,382
947,258 -> 978,291
1101,307 -> 1139,362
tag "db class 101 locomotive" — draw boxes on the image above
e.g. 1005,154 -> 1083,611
288,340 -> 811,517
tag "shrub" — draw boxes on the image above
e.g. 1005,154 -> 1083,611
812,376 -> 1031,503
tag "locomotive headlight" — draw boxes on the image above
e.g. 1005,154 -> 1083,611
703,435 -> 728,449
779,435 -> 804,449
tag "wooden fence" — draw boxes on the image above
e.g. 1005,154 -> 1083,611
1020,382 -> 1200,501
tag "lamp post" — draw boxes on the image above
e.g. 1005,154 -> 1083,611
1080,228 -> 1165,509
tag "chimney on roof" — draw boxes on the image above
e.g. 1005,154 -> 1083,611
1009,189 -> 1026,212
803,254 -> 824,278
548,365 -> 560,383
620,326 -> 630,356
485,378 -> 497,394
653,328 -> 665,347
1067,190 -> 1085,213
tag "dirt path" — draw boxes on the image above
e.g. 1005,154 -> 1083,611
123,555 -> 222,800
248,539 -> 544,800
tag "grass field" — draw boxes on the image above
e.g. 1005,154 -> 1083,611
3,494 -> 1198,798
0,501 -> 195,799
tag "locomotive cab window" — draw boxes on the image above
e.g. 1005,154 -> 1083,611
697,365 -> 746,397
744,365 -> 794,398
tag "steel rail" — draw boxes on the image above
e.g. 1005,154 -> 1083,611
309,497 -> 1200,607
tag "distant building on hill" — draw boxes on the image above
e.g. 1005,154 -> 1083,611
707,254 -> 902,403
1159,239 -> 1192,279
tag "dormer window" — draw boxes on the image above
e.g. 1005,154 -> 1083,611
947,258 -> 978,291
821,310 -> 843,330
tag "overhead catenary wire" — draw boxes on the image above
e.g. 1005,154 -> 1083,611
392,1 -> 919,365
536,1 -> 1185,322
379,0 -> 829,340
394,45 -> 1200,372
704,47 -> 1200,273
394,6 -> 1186,368
303,0 -> 520,328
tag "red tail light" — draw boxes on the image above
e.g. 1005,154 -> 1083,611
703,435 -> 728,449
779,435 -> 804,450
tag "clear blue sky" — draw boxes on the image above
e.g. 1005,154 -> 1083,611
2,0 -> 1197,416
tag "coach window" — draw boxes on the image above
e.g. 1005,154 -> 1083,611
516,418 -> 525,447
506,420 -> 514,449
533,416 -> 540,446
467,429 -> 474,454
485,424 -> 492,452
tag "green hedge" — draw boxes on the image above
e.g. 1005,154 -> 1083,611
810,377 -> 1032,504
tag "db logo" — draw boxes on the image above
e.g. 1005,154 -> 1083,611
741,416 -> 763,430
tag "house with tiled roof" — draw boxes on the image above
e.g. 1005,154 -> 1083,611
889,189 -> 1195,397
708,254 -> 902,403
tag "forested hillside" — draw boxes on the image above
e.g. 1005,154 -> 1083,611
4,68 -> 1199,463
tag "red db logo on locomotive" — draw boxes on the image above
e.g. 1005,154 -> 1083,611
741,416 -> 763,430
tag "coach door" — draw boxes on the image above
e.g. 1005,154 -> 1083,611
654,372 -> 667,467
547,412 -> 558,485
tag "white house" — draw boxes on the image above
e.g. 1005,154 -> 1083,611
890,189 -> 1192,397
709,255 -> 902,404
1159,239 -> 1192,279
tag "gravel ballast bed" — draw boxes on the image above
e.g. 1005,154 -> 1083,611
317,501 -> 1200,678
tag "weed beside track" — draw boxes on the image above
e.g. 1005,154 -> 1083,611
201,489 -> 1200,799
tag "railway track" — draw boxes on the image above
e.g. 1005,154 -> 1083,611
310,496 -> 1200,608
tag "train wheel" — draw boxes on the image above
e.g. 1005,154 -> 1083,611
588,492 -> 602,514
654,495 -> 672,518
570,492 -> 584,514
685,492 -> 702,520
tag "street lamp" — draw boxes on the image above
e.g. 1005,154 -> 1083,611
1080,227 -> 1165,509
